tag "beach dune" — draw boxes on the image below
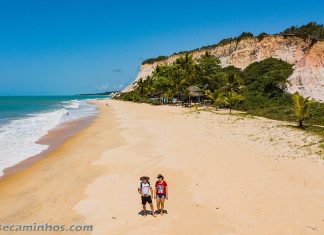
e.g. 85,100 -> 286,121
0,100 -> 323,235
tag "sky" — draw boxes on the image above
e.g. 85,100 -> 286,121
0,0 -> 323,95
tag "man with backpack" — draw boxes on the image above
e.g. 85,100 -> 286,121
138,176 -> 156,217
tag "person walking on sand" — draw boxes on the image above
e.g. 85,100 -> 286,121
138,176 -> 156,217
154,174 -> 168,215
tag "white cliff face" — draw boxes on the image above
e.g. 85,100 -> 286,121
123,63 -> 158,92
124,35 -> 324,101
287,41 -> 324,101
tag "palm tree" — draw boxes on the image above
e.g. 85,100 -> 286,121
175,54 -> 196,85
196,52 -> 226,91
222,66 -> 244,92
205,89 -> 222,110
224,89 -> 244,114
143,75 -> 154,97
169,64 -> 186,101
292,92 -> 312,127
164,89 -> 174,104
135,78 -> 145,96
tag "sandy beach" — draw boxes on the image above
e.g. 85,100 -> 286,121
0,99 -> 323,235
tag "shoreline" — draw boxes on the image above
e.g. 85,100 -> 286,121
0,100 -> 323,235
1,114 -> 97,180
0,100 -> 116,233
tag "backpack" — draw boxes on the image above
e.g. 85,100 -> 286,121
140,181 -> 150,189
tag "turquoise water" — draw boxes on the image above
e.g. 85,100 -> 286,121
0,96 -> 105,125
0,95 -> 109,176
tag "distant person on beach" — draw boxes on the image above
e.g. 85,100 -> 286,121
154,174 -> 168,215
138,176 -> 156,217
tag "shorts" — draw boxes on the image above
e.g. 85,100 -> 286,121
141,195 -> 152,205
156,194 -> 166,199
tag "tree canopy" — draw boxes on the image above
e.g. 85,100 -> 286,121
280,22 -> 324,39
243,58 -> 293,98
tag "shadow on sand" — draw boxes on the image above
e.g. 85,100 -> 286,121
138,210 -> 153,216
155,209 -> 168,215
138,210 -> 168,216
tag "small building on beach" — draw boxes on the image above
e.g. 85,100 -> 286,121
188,85 -> 203,105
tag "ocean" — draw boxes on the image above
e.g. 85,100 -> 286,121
0,96 -> 107,177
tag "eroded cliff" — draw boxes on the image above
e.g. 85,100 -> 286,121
124,35 -> 324,101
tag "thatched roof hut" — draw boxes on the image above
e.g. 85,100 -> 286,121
148,92 -> 162,98
188,86 -> 203,97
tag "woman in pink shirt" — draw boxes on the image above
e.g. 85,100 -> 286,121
154,174 -> 168,215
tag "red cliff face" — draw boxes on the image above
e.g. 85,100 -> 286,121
288,41 -> 324,101
124,36 -> 324,101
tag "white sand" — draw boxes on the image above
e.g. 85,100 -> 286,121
0,99 -> 323,235
76,100 -> 324,235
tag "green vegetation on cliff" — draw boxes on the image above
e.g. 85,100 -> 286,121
280,22 -> 324,39
142,31 -> 255,64
142,56 -> 168,65
141,22 -> 324,65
